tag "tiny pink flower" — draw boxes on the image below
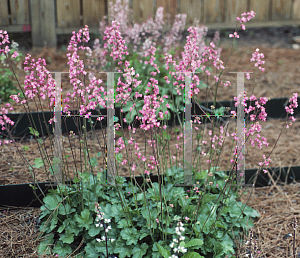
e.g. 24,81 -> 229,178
11,51 -> 19,58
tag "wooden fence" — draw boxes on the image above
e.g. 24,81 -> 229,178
1,0 -> 300,48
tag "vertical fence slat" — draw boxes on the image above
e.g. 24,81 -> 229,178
9,0 -> 30,25
82,0 -> 106,27
0,1 -> 10,25
249,0 -> 269,21
203,0 -> 225,23
292,0 -> 300,19
132,0 -> 154,24
225,0 -> 247,23
56,0 -> 81,28
30,0 -> 57,48
156,0 -> 177,23
272,0 -> 292,20
179,0 -> 203,26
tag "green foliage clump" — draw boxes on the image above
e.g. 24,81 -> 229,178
37,166 -> 259,257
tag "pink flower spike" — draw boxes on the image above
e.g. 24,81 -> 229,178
12,51 -> 19,58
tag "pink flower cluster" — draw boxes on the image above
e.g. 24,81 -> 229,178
64,25 -> 101,118
0,30 -> 10,54
250,48 -> 265,72
98,1 -> 186,56
229,32 -> 239,39
103,20 -> 129,64
0,103 -> 15,146
236,11 -> 256,30
23,55 -> 56,106
285,93 -> 298,128
259,155 -> 271,167
231,92 -> 269,153
164,26 -> 227,106
229,11 -> 256,38
163,13 -> 187,52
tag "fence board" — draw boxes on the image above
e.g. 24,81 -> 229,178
271,0 -> 292,20
179,0 -> 202,26
132,0 -> 154,24
156,0 -> 177,23
225,0 -> 247,23
82,0 -> 106,27
9,0 -> 30,25
249,0 -> 269,21
56,0 -> 81,27
292,0 -> 300,19
0,1 -> 10,25
30,0 -> 56,48
203,0 -> 225,23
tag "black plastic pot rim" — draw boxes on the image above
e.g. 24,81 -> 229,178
1,97 -> 299,138
1,165 -> 300,208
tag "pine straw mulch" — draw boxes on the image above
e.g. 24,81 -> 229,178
1,116 -> 300,185
237,180 -> 300,257
1,179 -> 300,257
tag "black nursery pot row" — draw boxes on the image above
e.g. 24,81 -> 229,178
1,165 -> 300,208
2,97 -> 299,138
0,97 -> 299,208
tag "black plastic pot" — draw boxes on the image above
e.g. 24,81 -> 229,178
1,166 -> 300,208
1,97 -> 299,138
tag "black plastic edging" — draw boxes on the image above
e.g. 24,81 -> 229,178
1,166 -> 299,208
1,97 -> 299,138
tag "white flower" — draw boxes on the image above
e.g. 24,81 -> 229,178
104,218 -> 111,223
110,238 -> 115,242
178,246 -> 187,253
173,247 -> 178,253
105,225 -> 112,232
95,223 -> 103,228
170,242 -> 175,248
175,228 -> 181,235
179,235 -> 185,241
177,221 -> 183,227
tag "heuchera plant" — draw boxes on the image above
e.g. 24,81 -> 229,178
0,36 -> 23,104
86,0 -> 220,124
0,7 -> 298,258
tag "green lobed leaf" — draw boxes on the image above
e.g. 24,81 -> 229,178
33,158 -> 44,169
155,243 -> 170,258
182,252 -> 205,258
43,195 -> 62,211
89,157 -> 98,167
120,227 -> 140,245
74,209 -> 93,230
59,233 -> 74,244
132,243 -> 149,258
37,233 -> 54,256
114,243 -> 132,258
185,238 -> 204,248
52,241 -> 73,257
